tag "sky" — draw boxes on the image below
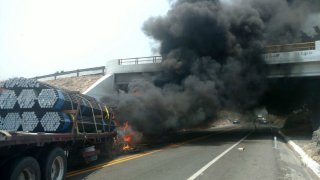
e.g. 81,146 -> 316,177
1,0 -> 318,81
0,0 -> 170,80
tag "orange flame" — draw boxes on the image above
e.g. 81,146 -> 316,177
121,121 -> 134,151
122,144 -> 131,151
117,121 -> 142,152
123,121 -> 129,129
123,135 -> 132,142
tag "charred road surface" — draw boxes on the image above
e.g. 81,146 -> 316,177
67,125 -> 315,180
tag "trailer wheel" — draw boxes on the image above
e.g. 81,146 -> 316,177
9,157 -> 41,180
41,148 -> 67,180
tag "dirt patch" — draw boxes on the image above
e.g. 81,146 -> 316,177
212,119 -> 231,127
213,110 -> 250,126
283,110 -> 313,130
303,142 -> 320,163
44,75 -> 103,93
302,129 -> 320,164
268,114 -> 286,128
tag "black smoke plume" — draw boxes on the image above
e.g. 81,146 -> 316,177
107,0 -> 320,136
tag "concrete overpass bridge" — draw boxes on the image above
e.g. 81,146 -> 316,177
84,40 -> 320,99
265,41 -> 320,78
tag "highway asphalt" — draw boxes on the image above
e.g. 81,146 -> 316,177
67,125 -> 316,180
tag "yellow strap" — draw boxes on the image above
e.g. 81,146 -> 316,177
104,106 -> 110,120
70,114 -> 79,134
70,114 -> 75,122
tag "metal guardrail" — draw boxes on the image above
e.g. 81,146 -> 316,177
32,44 -> 320,81
265,41 -> 316,53
33,56 -> 163,81
118,56 -> 162,65
34,66 -> 105,80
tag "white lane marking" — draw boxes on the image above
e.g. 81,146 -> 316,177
187,133 -> 252,180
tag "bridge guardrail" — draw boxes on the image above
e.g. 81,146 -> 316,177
118,56 -> 162,65
33,66 -> 106,80
35,42 -> 319,81
33,56 -> 163,81
265,41 -> 316,53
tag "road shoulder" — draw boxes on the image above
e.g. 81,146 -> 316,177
279,131 -> 320,179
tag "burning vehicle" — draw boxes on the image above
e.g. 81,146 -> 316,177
114,121 -> 143,153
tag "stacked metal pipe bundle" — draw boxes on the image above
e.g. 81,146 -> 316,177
1,113 -> 22,131
17,89 -> 37,109
0,77 -> 112,133
38,89 -> 85,112
70,93 -> 88,113
0,78 -> 55,98
64,91 -> 108,118
82,94 -> 103,111
21,112 -> 40,132
0,90 -> 17,109
40,112 -> 72,132
0,77 -> 41,89
0,116 -> 3,130
77,116 -> 106,133
38,89 -> 65,110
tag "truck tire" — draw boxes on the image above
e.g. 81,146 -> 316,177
41,147 -> 67,180
9,157 -> 41,180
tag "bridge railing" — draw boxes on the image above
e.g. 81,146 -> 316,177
33,66 -> 106,80
265,41 -> 316,53
118,56 -> 162,65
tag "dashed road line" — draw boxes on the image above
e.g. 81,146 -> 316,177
187,132 -> 252,180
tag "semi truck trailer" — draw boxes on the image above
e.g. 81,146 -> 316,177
0,78 -> 116,180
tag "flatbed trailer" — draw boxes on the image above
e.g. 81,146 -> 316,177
0,130 -> 116,180
0,78 -> 118,180
0,131 -> 116,147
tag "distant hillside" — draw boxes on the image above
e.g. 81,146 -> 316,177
45,75 -> 103,93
